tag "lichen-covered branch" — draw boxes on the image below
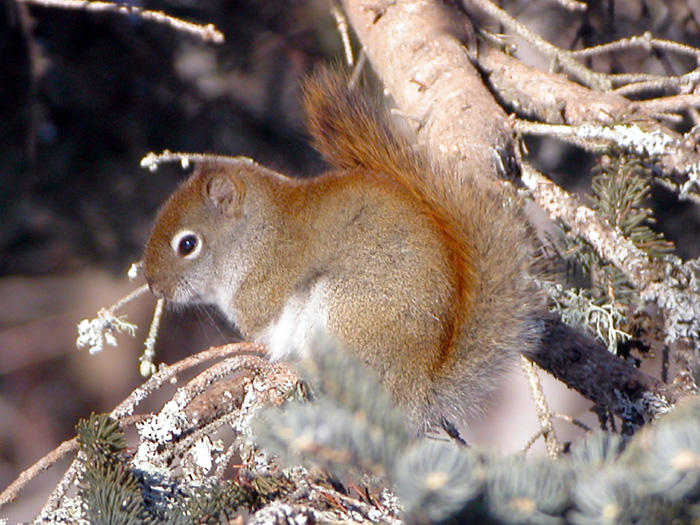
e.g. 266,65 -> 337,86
478,49 -> 700,203
521,164 -> 661,289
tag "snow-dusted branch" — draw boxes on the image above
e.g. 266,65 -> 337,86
18,0 -> 224,43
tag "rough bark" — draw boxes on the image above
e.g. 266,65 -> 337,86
342,0 -> 516,182
525,316 -> 675,435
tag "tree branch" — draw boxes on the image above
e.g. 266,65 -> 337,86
525,315 -> 674,435
478,48 -> 700,203
342,0 -> 516,183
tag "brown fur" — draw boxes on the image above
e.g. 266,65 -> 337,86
303,68 -> 543,428
142,67 -> 544,433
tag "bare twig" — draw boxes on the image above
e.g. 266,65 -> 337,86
608,72 -> 666,84
348,48 -> 367,91
140,150 -> 255,171
572,32 -> 700,60
18,0 -> 224,43
613,69 -> 700,96
553,413 -> 591,432
139,297 -> 164,377
521,429 -> 545,454
631,94 -> 700,115
0,439 -> 77,510
463,0 -> 611,90
545,0 -> 587,12
521,356 -> 562,458
109,283 -> 149,314
113,343 -> 265,419
331,2 -> 354,67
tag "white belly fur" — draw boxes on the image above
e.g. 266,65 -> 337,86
256,280 -> 329,361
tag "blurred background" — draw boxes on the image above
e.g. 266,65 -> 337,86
1,0 -> 699,521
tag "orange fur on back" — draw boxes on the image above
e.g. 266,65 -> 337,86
303,68 -> 477,368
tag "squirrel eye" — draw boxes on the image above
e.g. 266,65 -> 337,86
179,235 -> 197,255
171,230 -> 202,259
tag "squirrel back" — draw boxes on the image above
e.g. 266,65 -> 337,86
302,68 -> 543,429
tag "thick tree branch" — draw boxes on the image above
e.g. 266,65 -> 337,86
525,315 -> 674,435
478,49 -> 700,203
342,0 -> 516,182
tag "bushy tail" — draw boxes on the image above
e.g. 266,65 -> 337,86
302,66 -> 543,429
303,66 -> 478,303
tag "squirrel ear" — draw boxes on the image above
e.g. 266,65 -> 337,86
205,173 -> 244,218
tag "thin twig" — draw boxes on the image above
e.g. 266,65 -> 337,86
113,343 -> 265,419
545,0 -> 587,12
613,69 -> 700,96
630,94 -> 700,114
139,297 -> 164,377
348,48 -> 367,91
18,0 -> 224,43
463,0 -> 611,90
572,32 -> 700,60
0,440 -> 77,510
521,356 -> 562,459
140,150 -> 254,171
552,413 -> 592,432
521,429 -> 545,454
108,283 -> 149,315
608,71 -> 666,85
331,2 -> 354,67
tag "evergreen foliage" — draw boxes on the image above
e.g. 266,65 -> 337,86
254,342 -> 700,524
256,333 -> 413,477
556,149 -> 674,354
394,440 -> 484,523
164,481 -> 261,525
562,149 -> 674,308
591,150 -> 674,261
75,413 -> 261,524
76,413 -> 158,525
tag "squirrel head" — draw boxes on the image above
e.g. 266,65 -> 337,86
142,158 -> 257,308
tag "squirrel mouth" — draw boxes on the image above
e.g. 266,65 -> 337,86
147,281 -> 202,304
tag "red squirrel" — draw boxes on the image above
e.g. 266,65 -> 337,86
142,66 -> 544,434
